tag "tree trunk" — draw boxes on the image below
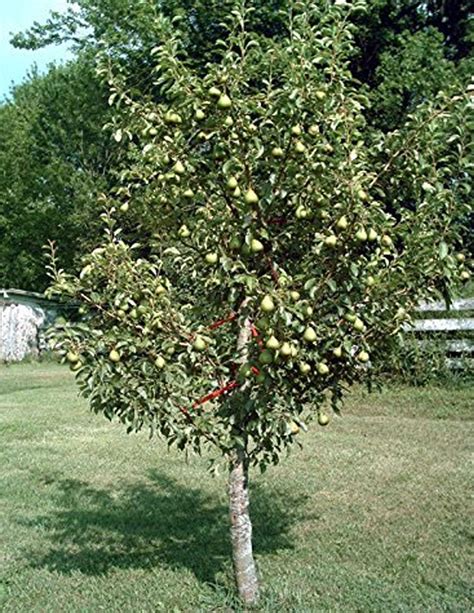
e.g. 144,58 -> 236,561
227,305 -> 259,606
228,446 -> 259,606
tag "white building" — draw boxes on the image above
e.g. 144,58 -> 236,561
0,289 -> 62,362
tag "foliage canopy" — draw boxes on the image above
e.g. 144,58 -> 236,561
2,0 -> 472,290
47,1 -> 472,470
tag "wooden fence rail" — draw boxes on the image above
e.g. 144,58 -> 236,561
407,297 -> 474,370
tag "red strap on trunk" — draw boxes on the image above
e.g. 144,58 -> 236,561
187,313 -> 263,412
208,312 -> 237,330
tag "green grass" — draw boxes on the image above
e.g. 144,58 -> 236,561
1,363 -> 473,612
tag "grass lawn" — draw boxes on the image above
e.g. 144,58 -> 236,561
0,363 -> 473,612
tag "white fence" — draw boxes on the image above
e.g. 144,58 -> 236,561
408,298 -> 474,369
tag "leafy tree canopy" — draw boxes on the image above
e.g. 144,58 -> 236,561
47,0 -> 472,465
2,0 -> 472,291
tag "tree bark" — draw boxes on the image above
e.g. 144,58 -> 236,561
228,446 -> 259,606
227,306 -> 259,606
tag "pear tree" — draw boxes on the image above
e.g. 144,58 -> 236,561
47,1 -> 472,605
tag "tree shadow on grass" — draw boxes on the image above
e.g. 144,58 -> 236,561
22,469 -> 314,586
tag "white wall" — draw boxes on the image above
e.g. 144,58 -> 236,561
0,303 -> 45,362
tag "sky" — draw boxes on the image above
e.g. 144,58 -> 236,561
0,0 -> 74,100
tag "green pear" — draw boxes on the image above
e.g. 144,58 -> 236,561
356,227 -> 368,241
266,336 -> 280,350
308,124 -> 319,136
183,188 -> 194,199
294,141 -> 306,154
178,225 -> 191,239
289,421 -> 300,435
244,188 -> 259,205
260,295 -> 275,313
155,355 -> 166,369
229,237 -> 241,251
296,206 -> 309,219
238,364 -> 252,380
224,116 -> 234,127
259,350 -> 274,365
381,235 -> 392,247
173,160 -> 185,175
357,351 -> 370,363
280,342 -> 292,357
317,362 -> 330,375
291,125 -> 302,136
193,336 -> 207,351
251,239 -> 264,253
303,327 -> 317,342
66,351 -> 80,364
318,411 -> 330,426
119,202 -> 129,213
332,346 -> 342,358
336,215 -> 348,230
109,349 -> 121,363
205,252 -> 218,264
290,291 -> 300,301
217,94 -> 232,109
208,86 -> 221,97
299,362 -> 311,375
227,176 -> 238,190
353,317 -> 365,332
256,316 -> 270,331
195,109 -> 205,121
325,235 -> 337,247
272,146 -> 284,158
368,228 -> 378,241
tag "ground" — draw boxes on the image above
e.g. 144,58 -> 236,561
0,363 -> 473,611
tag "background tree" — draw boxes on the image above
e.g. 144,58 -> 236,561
46,1 -> 472,604
0,56 -> 119,290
